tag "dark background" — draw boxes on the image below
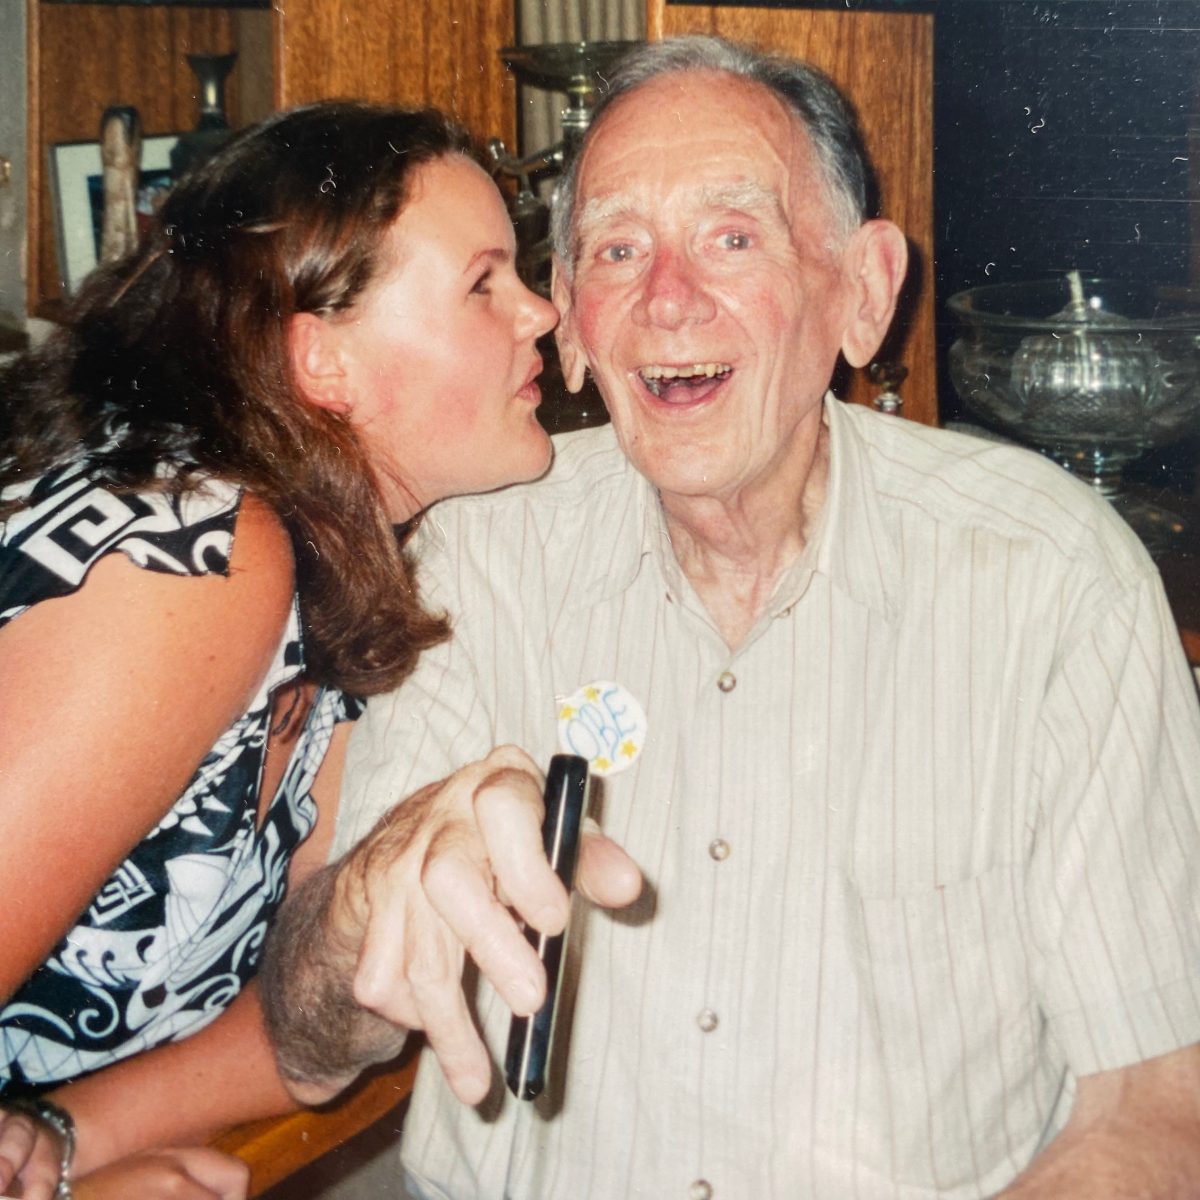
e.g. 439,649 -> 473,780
932,1 -> 1199,422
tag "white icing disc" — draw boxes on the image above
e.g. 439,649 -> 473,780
556,680 -> 647,776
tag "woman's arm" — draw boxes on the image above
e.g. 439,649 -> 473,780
0,494 -> 294,1195
74,1146 -> 250,1200
49,981 -> 295,1173
0,494 -> 295,999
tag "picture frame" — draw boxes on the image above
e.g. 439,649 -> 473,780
48,134 -> 180,294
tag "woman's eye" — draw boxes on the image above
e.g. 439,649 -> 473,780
719,231 -> 752,251
470,271 -> 492,295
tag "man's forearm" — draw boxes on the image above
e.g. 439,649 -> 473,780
996,1113 -> 1200,1198
259,861 -> 409,1104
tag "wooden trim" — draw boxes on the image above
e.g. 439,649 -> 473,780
1181,627 -> 1200,667
25,0 -> 42,318
646,0 -> 665,40
212,1054 -> 418,1198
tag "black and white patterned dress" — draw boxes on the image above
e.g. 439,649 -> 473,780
0,455 -> 361,1092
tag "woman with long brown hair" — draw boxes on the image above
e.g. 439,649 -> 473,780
0,100 -> 557,1198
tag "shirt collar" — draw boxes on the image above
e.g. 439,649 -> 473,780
591,395 -> 902,624
783,393 -> 902,623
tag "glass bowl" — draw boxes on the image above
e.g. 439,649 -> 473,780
948,276 -> 1200,548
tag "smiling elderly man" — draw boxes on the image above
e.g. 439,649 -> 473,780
262,36 -> 1200,1200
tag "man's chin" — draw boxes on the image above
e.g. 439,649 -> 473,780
629,448 -> 731,503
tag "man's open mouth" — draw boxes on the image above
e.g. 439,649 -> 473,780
638,363 -> 733,401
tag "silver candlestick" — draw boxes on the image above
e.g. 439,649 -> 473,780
170,52 -> 237,182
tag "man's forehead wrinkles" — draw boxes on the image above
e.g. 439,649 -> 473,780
576,179 -> 786,236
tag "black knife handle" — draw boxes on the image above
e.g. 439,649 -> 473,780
503,754 -> 589,1100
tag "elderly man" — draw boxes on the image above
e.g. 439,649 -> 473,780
262,36 -> 1200,1200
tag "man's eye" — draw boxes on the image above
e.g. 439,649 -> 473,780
719,231 -> 752,251
601,244 -> 636,263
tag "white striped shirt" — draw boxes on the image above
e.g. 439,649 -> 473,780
335,396 -> 1200,1200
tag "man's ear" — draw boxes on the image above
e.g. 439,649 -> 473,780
551,256 -> 587,394
289,312 -> 352,414
839,220 -> 909,369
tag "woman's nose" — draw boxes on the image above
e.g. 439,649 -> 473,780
519,284 -> 559,339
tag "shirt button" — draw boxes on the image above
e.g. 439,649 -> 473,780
697,1008 -> 719,1033
717,670 -> 736,693
690,1181 -> 713,1200
708,838 -> 730,862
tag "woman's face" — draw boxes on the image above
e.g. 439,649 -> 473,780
332,155 -> 558,520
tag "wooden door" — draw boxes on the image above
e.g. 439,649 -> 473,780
272,0 -> 517,151
646,3 -> 935,424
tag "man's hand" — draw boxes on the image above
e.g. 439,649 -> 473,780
262,745 -> 641,1107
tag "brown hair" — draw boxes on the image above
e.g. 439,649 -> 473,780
0,102 -> 472,694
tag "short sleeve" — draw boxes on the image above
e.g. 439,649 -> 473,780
0,462 -> 241,629
1029,567 -> 1200,1075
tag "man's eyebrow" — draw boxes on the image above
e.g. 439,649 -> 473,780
697,181 -> 786,219
575,195 -> 642,238
576,184 -> 786,238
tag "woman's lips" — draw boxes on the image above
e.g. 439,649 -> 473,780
518,358 -> 544,403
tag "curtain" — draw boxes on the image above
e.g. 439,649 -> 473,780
513,0 -> 645,162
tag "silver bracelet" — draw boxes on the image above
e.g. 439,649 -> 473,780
6,1096 -> 75,1199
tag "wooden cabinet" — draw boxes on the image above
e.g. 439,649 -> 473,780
28,3 -> 257,315
25,0 -> 518,316
647,2 -> 936,425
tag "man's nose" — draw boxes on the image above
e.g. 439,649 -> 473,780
634,248 -> 716,330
